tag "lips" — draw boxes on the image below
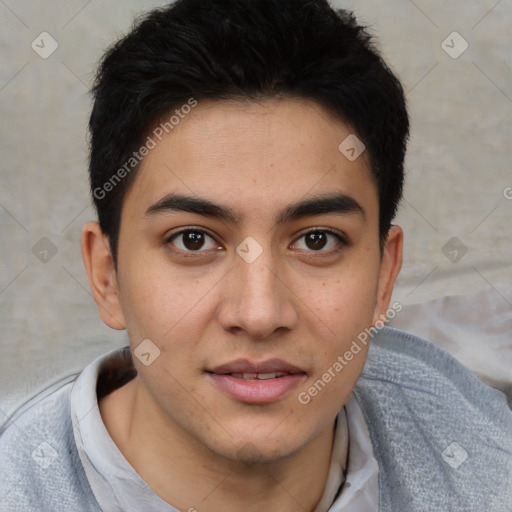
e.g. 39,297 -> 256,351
229,372 -> 288,380
209,358 -> 305,375
207,358 -> 307,404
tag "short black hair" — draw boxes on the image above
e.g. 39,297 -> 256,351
89,0 -> 409,265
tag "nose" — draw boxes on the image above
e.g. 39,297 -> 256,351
217,249 -> 299,340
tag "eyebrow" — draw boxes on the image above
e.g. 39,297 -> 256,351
145,192 -> 365,224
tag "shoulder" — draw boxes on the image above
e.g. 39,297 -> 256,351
0,378 -> 100,512
353,326 -> 512,511
357,325 -> 512,418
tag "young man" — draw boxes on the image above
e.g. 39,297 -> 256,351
1,0 -> 511,510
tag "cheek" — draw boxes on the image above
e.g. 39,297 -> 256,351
117,260 -> 207,341
300,261 -> 380,334
295,256 -> 379,400
296,339 -> 369,422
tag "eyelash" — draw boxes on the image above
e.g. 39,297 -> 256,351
165,227 -> 348,256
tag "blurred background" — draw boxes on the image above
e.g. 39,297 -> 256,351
1,0 -> 511,419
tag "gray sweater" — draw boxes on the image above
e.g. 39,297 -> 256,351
1,326 -> 511,511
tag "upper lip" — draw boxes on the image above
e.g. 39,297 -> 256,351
208,358 -> 306,375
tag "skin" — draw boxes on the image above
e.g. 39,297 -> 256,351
82,97 -> 403,512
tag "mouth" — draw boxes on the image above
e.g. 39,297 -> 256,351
206,359 -> 307,404
228,372 -> 291,380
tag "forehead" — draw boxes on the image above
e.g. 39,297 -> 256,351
121,98 -> 378,226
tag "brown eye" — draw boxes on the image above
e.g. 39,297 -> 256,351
182,231 -> 205,250
168,230 -> 218,252
293,229 -> 345,253
304,232 -> 328,250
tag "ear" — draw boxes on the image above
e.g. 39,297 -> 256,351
81,221 -> 126,330
372,225 -> 403,325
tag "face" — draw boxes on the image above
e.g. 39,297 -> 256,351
86,98 -> 402,465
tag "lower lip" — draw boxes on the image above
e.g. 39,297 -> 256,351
208,373 -> 306,404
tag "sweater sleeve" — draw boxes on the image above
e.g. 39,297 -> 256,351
354,326 -> 512,512
0,382 -> 101,512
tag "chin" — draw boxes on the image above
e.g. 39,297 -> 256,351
209,429 -> 308,467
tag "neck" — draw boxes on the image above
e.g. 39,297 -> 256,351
100,376 -> 338,512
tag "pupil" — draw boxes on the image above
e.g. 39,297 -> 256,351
184,231 -> 205,250
306,232 -> 327,250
